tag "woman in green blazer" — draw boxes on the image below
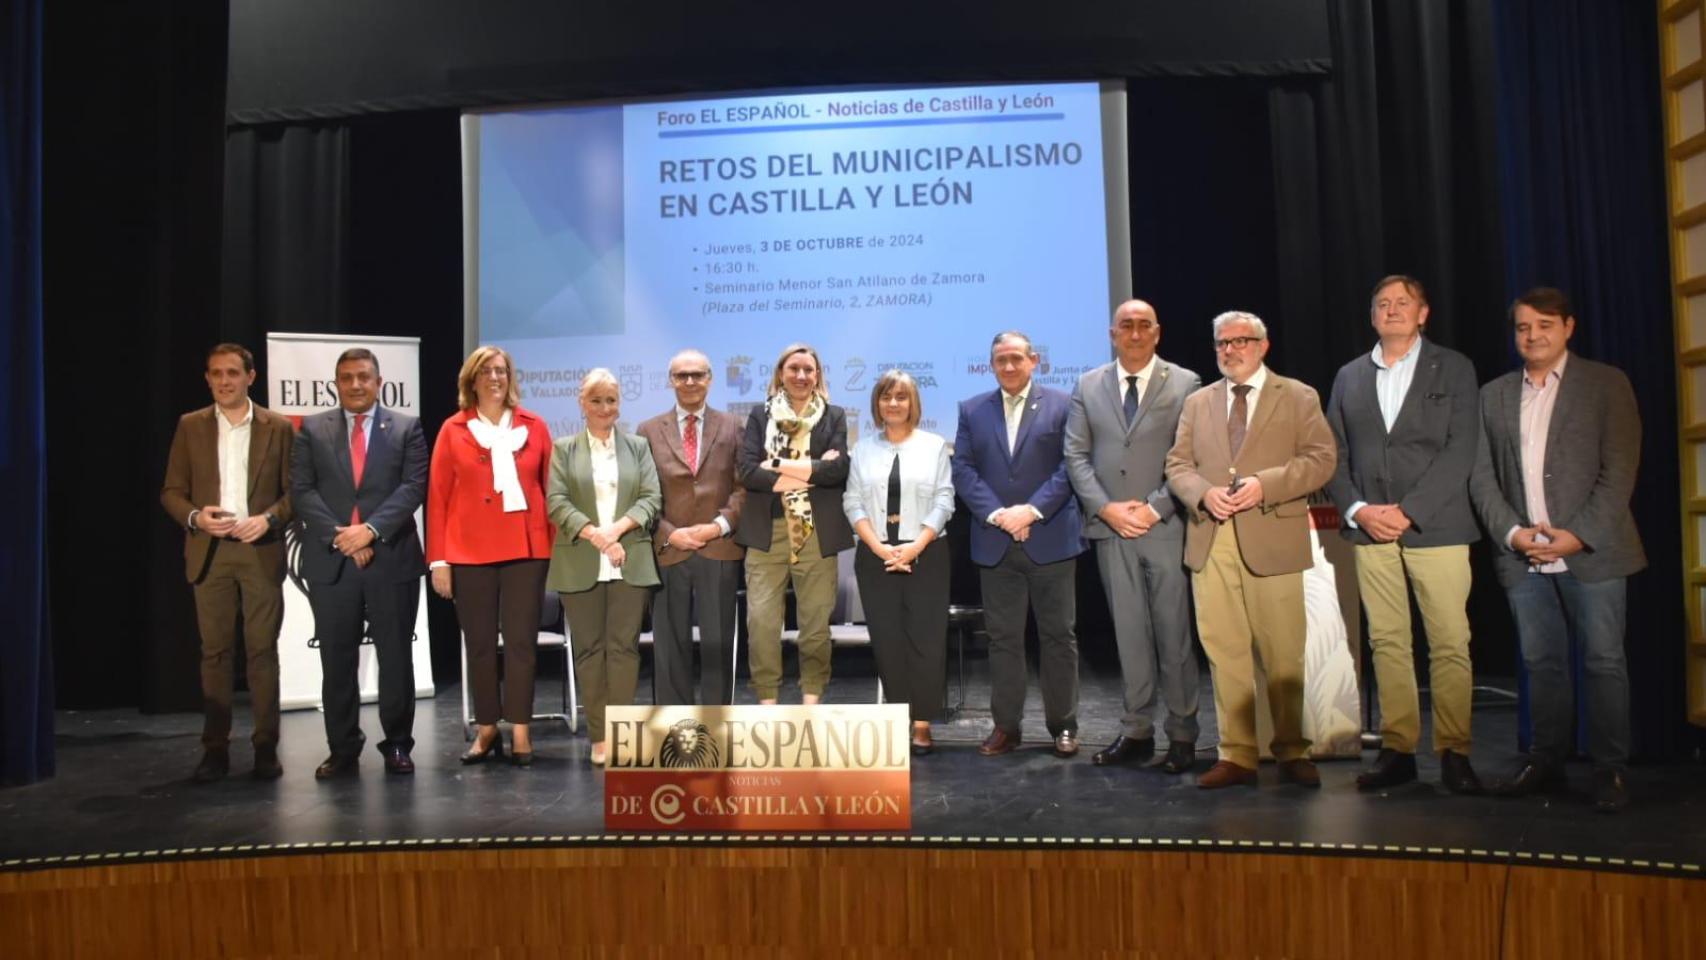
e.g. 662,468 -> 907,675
546,368 -> 662,766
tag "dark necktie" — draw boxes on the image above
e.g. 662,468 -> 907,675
1123,375 -> 1140,426
1228,384 -> 1252,459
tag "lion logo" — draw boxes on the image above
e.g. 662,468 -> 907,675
658,719 -> 720,769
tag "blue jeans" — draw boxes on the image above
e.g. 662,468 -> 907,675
1505,572 -> 1629,768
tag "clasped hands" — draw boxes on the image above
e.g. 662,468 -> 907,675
1353,504 -> 1413,543
195,505 -> 270,544
875,540 -> 922,573
332,523 -> 376,569
1099,500 -> 1159,539
1511,521 -> 1584,565
580,522 -> 628,567
990,505 -> 1036,542
1201,476 -> 1264,522
666,522 -> 724,552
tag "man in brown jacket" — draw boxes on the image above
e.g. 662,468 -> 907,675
1166,312 -> 1336,789
636,349 -> 745,704
159,343 -> 294,782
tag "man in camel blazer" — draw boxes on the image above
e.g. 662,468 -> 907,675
636,349 -> 746,705
159,343 -> 294,782
1165,312 -> 1336,789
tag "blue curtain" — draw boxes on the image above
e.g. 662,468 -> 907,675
0,0 -> 53,785
1491,0 -> 1687,758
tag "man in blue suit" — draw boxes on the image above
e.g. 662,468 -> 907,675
290,348 -> 428,779
952,331 -> 1087,757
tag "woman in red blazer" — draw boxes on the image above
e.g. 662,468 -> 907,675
427,345 -> 554,765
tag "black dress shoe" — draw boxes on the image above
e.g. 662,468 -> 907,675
1492,757 -> 1568,797
192,749 -> 229,783
1092,735 -> 1155,766
251,745 -> 284,780
1356,748 -> 1418,792
1052,731 -> 1080,758
1593,768 -> 1630,813
460,736 -> 505,765
380,745 -> 415,775
1159,742 -> 1196,775
1440,750 -> 1482,795
315,754 -> 360,780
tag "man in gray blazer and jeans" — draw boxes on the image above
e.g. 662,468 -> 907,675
1325,275 -> 1483,794
1066,299 -> 1202,773
1470,287 -> 1645,812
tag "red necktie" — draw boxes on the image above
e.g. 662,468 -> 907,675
350,413 -> 367,523
683,413 -> 699,476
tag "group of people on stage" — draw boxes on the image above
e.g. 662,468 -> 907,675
161,275 -> 1645,812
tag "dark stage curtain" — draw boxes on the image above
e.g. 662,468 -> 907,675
1490,1 -> 1688,759
1,0 -> 53,785
221,113 -> 468,683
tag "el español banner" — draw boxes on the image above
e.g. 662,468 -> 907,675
604,704 -> 911,831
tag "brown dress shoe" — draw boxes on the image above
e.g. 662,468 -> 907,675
1278,758 -> 1321,788
1197,760 -> 1257,789
978,728 -> 1020,756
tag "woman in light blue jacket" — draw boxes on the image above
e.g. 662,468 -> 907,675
843,370 -> 954,756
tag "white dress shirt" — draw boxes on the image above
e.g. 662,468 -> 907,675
1514,352 -> 1569,573
1224,364 -> 1269,425
216,399 -> 254,521
589,431 -> 622,582
1118,354 -> 1158,408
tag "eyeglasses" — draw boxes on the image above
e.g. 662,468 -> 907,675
671,370 -> 710,384
1213,336 -> 1262,352
478,366 -> 509,380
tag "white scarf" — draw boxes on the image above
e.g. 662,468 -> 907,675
467,408 -> 530,512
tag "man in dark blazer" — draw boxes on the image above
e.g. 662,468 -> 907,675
637,349 -> 746,705
1065,300 -> 1202,773
289,348 -> 427,778
160,343 -> 294,782
952,330 -> 1087,758
1325,275 -> 1484,795
1470,287 -> 1646,812
1166,312 -> 1337,789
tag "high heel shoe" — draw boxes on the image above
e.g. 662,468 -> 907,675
510,750 -> 533,768
460,735 -> 505,765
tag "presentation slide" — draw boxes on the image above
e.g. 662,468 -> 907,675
464,80 -> 1128,442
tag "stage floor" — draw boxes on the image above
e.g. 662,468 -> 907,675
6,655 -> 1706,878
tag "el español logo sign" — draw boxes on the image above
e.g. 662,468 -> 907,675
603,704 -> 911,831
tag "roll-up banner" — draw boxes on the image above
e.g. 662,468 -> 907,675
265,333 -> 435,710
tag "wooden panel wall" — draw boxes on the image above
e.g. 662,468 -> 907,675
2,846 -> 1702,958
1662,0 -> 1706,728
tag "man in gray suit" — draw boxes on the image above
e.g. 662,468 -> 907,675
290,348 -> 428,779
1325,275 -> 1483,795
1065,299 -> 1202,773
1470,287 -> 1645,812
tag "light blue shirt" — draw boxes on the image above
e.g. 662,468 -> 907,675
1347,339 -> 1420,528
343,405 -> 377,451
842,429 -> 955,541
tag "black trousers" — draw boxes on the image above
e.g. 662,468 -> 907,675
308,564 -> 421,758
980,544 -> 1079,737
454,559 -> 548,725
855,539 -> 950,721
651,552 -> 740,706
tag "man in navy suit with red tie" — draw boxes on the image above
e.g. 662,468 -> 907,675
290,348 -> 428,779
952,330 -> 1087,758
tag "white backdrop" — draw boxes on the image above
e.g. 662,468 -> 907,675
265,333 -> 435,710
